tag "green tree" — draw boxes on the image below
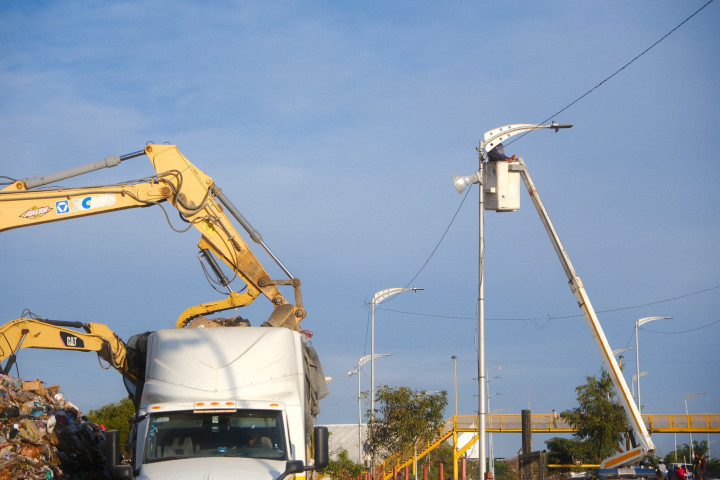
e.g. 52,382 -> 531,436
665,441 -> 708,465
692,440 -> 708,457
708,457 -> 720,479
665,443 -> 691,465
87,396 -> 135,454
319,448 -> 364,479
546,369 -> 626,465
367,386 -> 448,461
546,437 -> 588,466
424,442 -> 453,478
492,458 -> 517,480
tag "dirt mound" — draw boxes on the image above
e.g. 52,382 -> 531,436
0,375 -> 108,479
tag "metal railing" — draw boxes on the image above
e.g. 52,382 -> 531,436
450,413 -> 720,433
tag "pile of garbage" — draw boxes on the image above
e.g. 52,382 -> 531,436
0,375 -> 108,479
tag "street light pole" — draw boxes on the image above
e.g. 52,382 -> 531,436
477,157 -> 486,480
348,353 -> 391,466
370,286 -> 422,477
635,316 -> 671,413
452,356 -> 458,417
685,392 -> 707,459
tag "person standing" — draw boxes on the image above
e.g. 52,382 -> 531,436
698,454 -> 707,480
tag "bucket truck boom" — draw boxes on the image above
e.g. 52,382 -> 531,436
478,124 -> 655,471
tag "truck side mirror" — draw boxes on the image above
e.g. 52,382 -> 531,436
104,430 -> 134,479
112,465 -> 134,480
277,460 -> 305,480
313,426 -> 329,469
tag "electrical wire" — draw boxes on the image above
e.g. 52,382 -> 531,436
507,0 -> 715,148
400,186 -> 473,292
642,318 -> 720,335
377,284 -> 720,326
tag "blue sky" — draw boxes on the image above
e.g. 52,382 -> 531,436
1,1 -> 718,460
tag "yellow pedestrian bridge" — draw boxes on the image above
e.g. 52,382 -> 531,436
376,413 -> 719,480
453,412 -> 720,433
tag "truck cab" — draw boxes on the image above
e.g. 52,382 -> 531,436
112,327 -> 329,480
127,401 -> 324,479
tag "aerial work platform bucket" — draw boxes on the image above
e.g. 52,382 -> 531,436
485,160 -> 521,212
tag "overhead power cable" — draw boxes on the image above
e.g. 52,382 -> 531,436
378,284 -> 720,324
401,187 -> 473,290
507,0 -> 715,147
643,318 -> 720,335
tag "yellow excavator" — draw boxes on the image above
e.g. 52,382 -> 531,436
0,144 -> 304,330
0,314 -> 144,400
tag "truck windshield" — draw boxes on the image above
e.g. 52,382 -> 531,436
144,409 -> 286,462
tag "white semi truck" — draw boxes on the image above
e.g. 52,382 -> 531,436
122,326 -> 329,480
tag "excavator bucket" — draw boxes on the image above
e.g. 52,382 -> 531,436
263,304 -> 299,330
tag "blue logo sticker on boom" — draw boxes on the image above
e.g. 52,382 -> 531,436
56,200 -> 70,214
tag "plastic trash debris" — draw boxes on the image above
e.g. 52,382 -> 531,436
0,375 -> 110,479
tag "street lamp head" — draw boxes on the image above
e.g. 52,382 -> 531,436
358,353 -> 392,368
685,392 -> 707,401
550,121 -> 573,132
452,171 -> 481,194
637,316 -> 673,327
613,348 -> 635,355
372,287 -> 423,305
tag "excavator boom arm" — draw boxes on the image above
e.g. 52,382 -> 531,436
0,145 -> 305,329
0,182 -> 172,231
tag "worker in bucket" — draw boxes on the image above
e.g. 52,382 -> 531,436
488,143 -> 517,162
